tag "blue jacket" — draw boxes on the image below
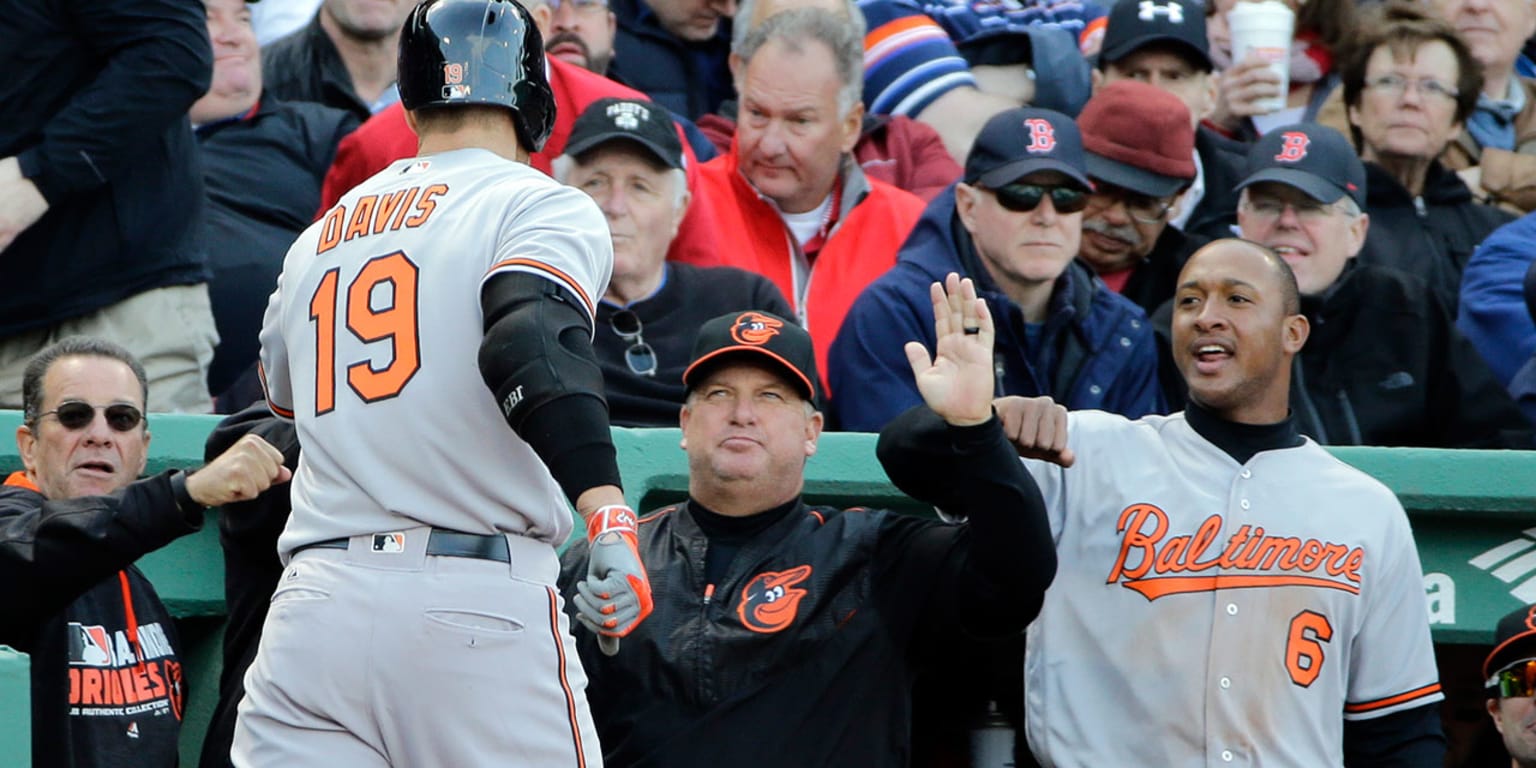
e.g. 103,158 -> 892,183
1458,211 -> 1536,386
828,185 -> 1165,432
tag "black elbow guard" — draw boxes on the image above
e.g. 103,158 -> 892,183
478,272 -> 622,500
478,271 -> 608,431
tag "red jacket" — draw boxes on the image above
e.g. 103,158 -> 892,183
316,57 -> 720,264
682,149 -> 925,392
696,111 -> 960,202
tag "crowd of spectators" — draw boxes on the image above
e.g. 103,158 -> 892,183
7,0 -> 1536,764
7,0 -> 1531,448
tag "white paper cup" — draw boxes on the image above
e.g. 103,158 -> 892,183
1228,0 -> 1295,114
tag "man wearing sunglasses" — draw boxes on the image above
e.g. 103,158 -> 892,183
1486,605 -> 1536,767
556,98 -> 793,427
0,336 -> 291,768
830,107 -> 1164,432
1076,80 -> 1208,317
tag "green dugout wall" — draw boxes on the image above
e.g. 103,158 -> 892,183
0,412 -> 1533,764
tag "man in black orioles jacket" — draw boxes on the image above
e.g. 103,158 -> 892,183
559,274 -> 1062,766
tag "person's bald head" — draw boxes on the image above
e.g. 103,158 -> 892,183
732,0 -> 863,60
1172,239 -> 1308,424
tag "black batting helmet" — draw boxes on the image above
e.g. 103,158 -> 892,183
397,0 -> 557,152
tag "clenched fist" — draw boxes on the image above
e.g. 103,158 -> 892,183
186,433 -> 292,506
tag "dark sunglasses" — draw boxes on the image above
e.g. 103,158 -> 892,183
991,182 -> 1090,214
35,401 -> 144,432
1491,658 -> 1536,698
609,309 -> 658,377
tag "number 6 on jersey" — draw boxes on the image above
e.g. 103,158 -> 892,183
308,250 -> 422,414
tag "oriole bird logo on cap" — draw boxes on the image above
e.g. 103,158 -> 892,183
730,311 -> 784,345
737,565 -> 813,633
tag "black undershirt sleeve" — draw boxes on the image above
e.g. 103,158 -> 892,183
876,405 -> 1056,637
1342,703 -> 1445,767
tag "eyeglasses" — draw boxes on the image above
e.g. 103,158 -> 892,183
1364,73 -> 1459,103
33,401 -> 144,432
1240,196 -> 1347,224
609,309 -> 657,377
549,0 -> 608,11
1489,658 -> 1536,698
989,183 -> 1090,214
1089,182 -> 1176,225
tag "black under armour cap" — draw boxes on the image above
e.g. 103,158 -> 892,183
564,97 -> 685,170
1100,0 -> 1212,72
1236,123 -> 1366,207
684,311 -> 820,406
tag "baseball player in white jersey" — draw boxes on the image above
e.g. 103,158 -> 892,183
231,1 -> 654,765
999,239 -> 1445,767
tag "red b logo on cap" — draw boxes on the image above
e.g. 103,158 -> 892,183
1024,118 -> 1057,154
1275,132 -> 1310,162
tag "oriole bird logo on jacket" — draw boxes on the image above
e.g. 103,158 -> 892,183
737,565 -> 813,633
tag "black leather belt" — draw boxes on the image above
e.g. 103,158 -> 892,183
300,530 -> 511,563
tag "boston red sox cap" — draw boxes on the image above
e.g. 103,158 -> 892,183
965,107 -> 1093,192
1485,604 -> 1536,682
1099,0 -> 1212,72
1078,80 -> 1196,198
683,311 -> 820,406
1235,123 -> 1367,208
564,97 -> 685,170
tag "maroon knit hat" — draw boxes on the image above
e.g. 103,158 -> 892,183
1077,80 -> 1196,198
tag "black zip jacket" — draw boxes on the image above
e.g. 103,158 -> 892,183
1184,127 -> 1248,242
0,471 -> 201,767
1288,263 -> 1534,448
1355,160 -> 1515,309
559,409 -> 1055,767
0,0 -> 212,335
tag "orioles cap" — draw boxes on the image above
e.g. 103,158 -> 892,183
683,311 -> 820,406
1485,604 -> 1536,681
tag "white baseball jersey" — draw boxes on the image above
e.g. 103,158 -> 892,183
259,148 -> 613,557
1022,411 -> 1442,767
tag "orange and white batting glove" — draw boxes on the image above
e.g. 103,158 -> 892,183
573,504 -> 654,656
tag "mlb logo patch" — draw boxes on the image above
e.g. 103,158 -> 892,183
372,532 -> 407,553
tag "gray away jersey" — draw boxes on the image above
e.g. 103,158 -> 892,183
1021,410 -> 1442,768
259,148 -> 613,558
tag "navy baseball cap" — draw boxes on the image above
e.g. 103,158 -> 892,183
683,311 -> 820,406
1079,80 -> 1196,198
1099,0 -> 1212,72
563,97 -> 685,170
1485,605 -> 1536,682
1236,123 -> 1367,208
964,108 -> 1092,191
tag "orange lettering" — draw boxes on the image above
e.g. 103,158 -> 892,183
317,205 -> 346,254
388,186 -> 421,230
1256,537 -> 1302,570
1234,527 -> 1268,569
1297,540 -> 1324,570
68,668 -> 81,705
1107,504 -> 1167,582
131,664 -> 155,702
404,183 -> 448,227
81,669 -> 102,705
373,189 -> 409,234
1155,535 -> 1190,572
345,195 -> 378,241
144,661 -> 165,698
1343,549 -> 1364,583
1184,515 -> 1223,571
